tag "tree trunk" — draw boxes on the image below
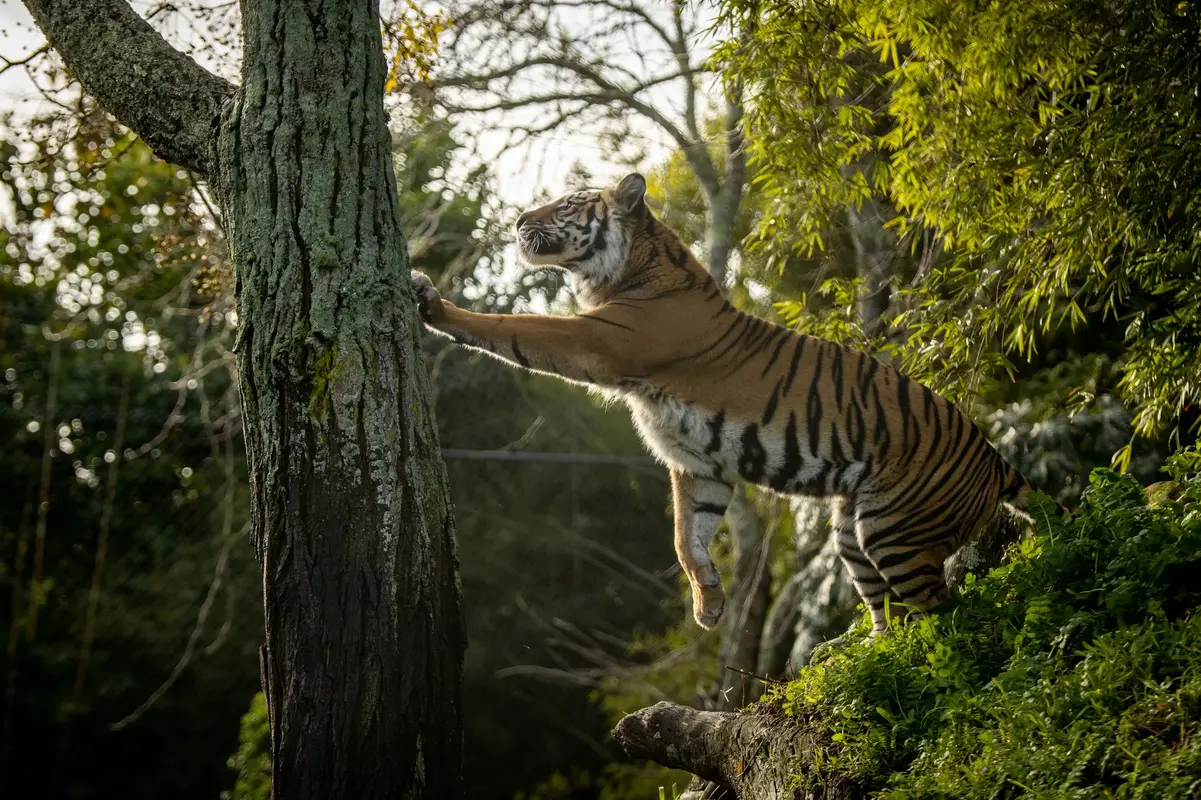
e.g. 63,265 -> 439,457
213,2 -> 464,796
714,489 -> 772,710
702,92 -> 746,289
22,1 -> 465,797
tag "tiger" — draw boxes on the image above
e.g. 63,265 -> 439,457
409,172 -> 1058,636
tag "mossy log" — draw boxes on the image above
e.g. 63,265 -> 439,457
613,701 -> 861,799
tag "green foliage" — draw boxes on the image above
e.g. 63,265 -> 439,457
221,693 -> 270,800
0,119 -> 261,799
767,455 -> 1201,797
718,0 -> 1201,440
640,115 -> 865,317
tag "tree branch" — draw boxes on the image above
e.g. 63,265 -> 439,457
21,0 -> 234,176
613,701 -> 860,799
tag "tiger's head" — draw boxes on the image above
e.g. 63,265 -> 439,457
514,173 -> 649,304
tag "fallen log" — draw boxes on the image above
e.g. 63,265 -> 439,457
612,700 -> 863,799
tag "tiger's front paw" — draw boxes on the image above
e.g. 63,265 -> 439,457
692,581 -> 726,630
409,270 -> 445,324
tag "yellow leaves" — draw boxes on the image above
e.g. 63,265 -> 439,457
382,1 -> 450,92
1111,442 -> 1133,475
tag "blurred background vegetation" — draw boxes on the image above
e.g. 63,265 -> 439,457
2,0 -> 1198,797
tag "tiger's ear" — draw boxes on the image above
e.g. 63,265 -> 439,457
615,173 -> 647,215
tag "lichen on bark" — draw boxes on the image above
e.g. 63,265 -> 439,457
207,1 -> 465,796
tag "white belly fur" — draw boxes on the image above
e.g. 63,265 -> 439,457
619,386 -> 853,494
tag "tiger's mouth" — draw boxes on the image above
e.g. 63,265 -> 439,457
516,227 -> 564,263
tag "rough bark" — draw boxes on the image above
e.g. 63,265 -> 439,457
212,2 -> 464,796
24,1 -> 466,797
614,701 -> 862,800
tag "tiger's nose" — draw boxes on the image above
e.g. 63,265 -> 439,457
516,211 -> 534,230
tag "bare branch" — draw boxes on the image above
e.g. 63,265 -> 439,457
0,44 -> 49,77
21,0 -> 234,175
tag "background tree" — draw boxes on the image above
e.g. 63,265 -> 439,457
17,0 -> 464,796
421,2 -> 789,735
426,0 -> 746,284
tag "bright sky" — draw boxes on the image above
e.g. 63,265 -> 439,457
0,0 -> 700,206
0,0 -> 723,313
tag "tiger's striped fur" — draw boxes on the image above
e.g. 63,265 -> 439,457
410,173 -> 1052,633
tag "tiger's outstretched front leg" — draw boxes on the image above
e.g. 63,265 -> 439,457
671,469 -> 732,629
410,270 -> 636,384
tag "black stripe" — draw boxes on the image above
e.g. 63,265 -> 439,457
860,357 -> 879,399
874,549 -> 925,573
705,314 -> 754,366
761,330 -> 792,377
762,378 -> 783,426
693,502 -> 727,516
592,211 -> 609,251
585,314 -> 633,330
511,335 -> 530,367
896,373 -> 912,455
738,424 -> 767,484
709,300 -> 735,319
770,412 -> 802,492
755,325 -> 786,357
846,400 -> 866,459
831,346 -> 844,408
854,352 -> 867,399
829,424 -> 845,465
740,316 -> 775,354
871,383 -> 890,455
805,462 -> 831,494
838,548 -> 876,569
805,349 -> 825,456
705,411 -> 725,455
702,314 -> 748,359
782,336 -> 807,395
927,398 -> 944,462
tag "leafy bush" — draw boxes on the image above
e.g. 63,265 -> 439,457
221,693 -> 270,800
772,454 -> 1201,798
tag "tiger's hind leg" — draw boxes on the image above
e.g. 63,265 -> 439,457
853,497 -> 957,629
831,497 -> 894,635
671,469 -> 733,630
809,498 -> 892,662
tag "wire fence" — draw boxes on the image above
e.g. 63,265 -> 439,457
0,332 -> 684,800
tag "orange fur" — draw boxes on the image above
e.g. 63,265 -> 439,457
411,173 -> 1048,633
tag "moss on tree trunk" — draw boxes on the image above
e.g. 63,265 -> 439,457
212,2 -> 464,796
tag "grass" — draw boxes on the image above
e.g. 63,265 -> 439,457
768,454 -> 1201,798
